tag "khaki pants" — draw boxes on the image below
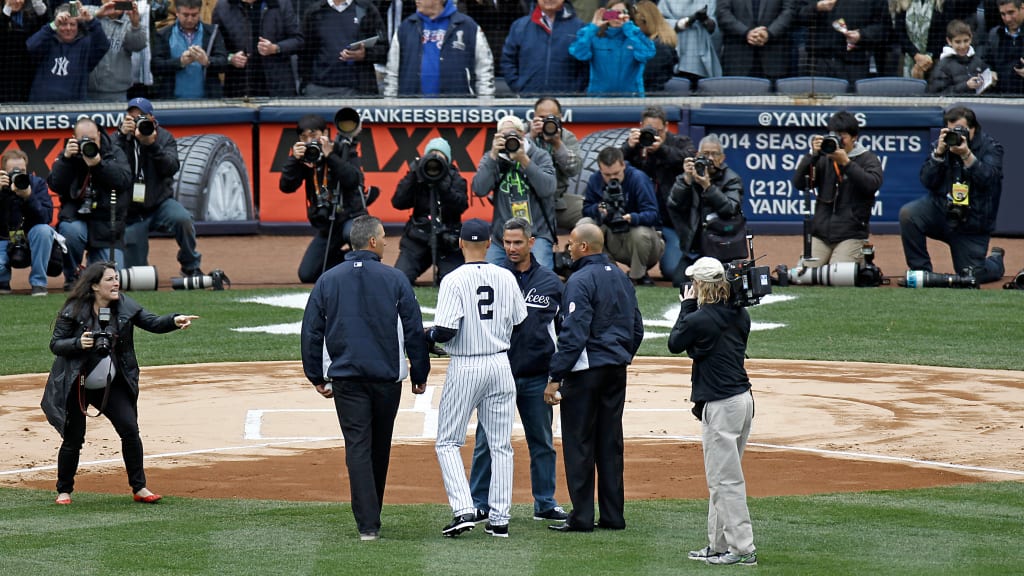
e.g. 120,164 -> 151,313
580,219 -> 664,280
810,237 -> 866,266
556,194 -> 584,232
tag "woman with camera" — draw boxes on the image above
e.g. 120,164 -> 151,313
42,262 -> 198,505
569,2 -> 656,96
667,257 -> 757,566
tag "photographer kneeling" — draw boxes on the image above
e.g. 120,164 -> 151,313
899,106 -> 1005,284
1,149 -> 57,296
392,138 -> 468,286
580,146 -> 663,286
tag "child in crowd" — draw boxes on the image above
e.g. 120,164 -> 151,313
928,19 -> 998,94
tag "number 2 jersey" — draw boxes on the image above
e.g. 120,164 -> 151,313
433,261 -> 527,356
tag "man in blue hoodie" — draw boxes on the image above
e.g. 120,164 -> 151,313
27,2 -> 110,102
383,0 -> 494,96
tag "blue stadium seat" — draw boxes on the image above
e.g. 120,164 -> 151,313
695,76 -> 773,95
854,77 -> 928,96
662,77 -> 694,94
775,76 -> 850,96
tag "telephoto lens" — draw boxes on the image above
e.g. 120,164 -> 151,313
503,133 -> 521,154
118,266 -> 158,291
171,274 -> 214,290
787,262 -> 858,286
901,270 -> 978,289
136,115 -> 156,136
9,169 -> 31,190
541,115 -> 561,139
79,137 -> 100,158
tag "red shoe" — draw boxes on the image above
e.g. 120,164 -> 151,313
55,493 -> 72,505
133,491 -> 162,504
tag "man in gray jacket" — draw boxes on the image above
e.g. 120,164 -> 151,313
472,114 -> 557,268
87,1 -> 148,101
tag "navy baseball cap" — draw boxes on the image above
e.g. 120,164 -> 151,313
460,218 -> 490,242
126,97 -> 155,116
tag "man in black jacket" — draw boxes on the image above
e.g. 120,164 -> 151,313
212,0 -> 303,97
115,98 -> 202,275
279,113 -> 378,283
299,0 -> 386,96
792,110 -> 883,267
300,215 -> 430,541
468,217 -> 569,524
391,137 -> 468,286
48,117 -> 132,288
899,106 -> 1006,283
0,149 -> 56,296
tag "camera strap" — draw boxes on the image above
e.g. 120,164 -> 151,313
76,369 -> 112,418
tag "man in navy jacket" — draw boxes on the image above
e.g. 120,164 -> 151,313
544,221 -> 643,533
301,215 -> 430,541
0,149 -> 55,296
500,0 -> 586,95
468,217 -> 569,524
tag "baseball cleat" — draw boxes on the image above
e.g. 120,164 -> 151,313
442,513 -> 477,537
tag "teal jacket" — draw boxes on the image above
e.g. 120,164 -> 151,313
569,21 -> 655,96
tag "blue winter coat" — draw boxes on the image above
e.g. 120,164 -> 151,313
569,21 -> 655,96
500,4 -> 587,95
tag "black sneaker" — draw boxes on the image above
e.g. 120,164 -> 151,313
471,508 -> 489,524
441,513 -> 476,537
0,281 -> 11,295
533,506 -> 569,521
484,523 -> 509,538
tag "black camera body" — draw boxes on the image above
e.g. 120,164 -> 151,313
820,133 -> 841,154
553,242 -> 573,278
4,169 -> 31,192
302,140 -> 323,164
416,152 -> 449,183
502,132 -> 522,154
541,115 -> 562,140
943,125 -> 970,148
78,137 -> 100,159
93,307 -> 116,357
638,126 -> 658,148
693,155 -> 711,177
601,179 -> 630,234
136,115 -> 156,137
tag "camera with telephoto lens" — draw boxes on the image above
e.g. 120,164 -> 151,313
854,243 -> 885,287
302,140 -> 323,164
693,155 -> 711,177
171,268 -> 231,290
4,169 -> 31,192
900,268 -> 978,289
502,132 -> 522,154
416,151 -> 449,183
136,114 -> 156,137
820,133 -> 840,154
553,242 -> 573,278
943,125 -> 970,148
78,137 -> 100,159
638,126 -> 658,148
1004,269 -> 1024,290
541,115 -> 561,140
601,179 -> 630,234
93,307 -> 115,357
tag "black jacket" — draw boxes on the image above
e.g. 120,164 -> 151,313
621,130 -> 695,228
668,163 -> 745,253
279,140 -> 366,233
113,126 -> 180,218
668,299 -> 751,403
919,130 -> 1003,235
48,131 -> 133,250
150,21 -> 229,99
0,5 -> 47,102
212,0 -> 303,97
986,26 -> 1024,95
1,174 -> 52,240
503,254 -> 564,378
792,145 -> 883,244
300,0 -> 385,94
41,293 -> 180,436
391,161 -> 468,240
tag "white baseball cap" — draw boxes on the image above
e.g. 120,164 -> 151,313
685,257 -> 725,282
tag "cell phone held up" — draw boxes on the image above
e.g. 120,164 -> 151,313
602,9 -> 621,21
68,1 -> 79,16
114,1 -> 134,10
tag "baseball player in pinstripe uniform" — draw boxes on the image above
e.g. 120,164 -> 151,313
428,218 -> 528,538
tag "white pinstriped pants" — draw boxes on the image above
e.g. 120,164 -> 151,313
435,353 -> 516,525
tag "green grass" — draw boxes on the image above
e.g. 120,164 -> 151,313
2,285 -> 1022,376
1,482 -> 1021,575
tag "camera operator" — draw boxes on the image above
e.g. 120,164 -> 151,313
667,257 -> 757,566
667,135 -> 745,286
0,149 -> 56,296
528,97 -> 583,231
48,117 -> 132,289
391,137 -> 468,286
621,106 -> 696,283
280,113 -> 378,284
791,110 -> 884,266
581,146 -> 663,286
114,98 -> 202,277
899,106 -> 1006,284
471,114 -> 557,268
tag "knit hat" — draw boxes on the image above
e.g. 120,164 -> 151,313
424,137 -> 451,161
685,257 -> 726,282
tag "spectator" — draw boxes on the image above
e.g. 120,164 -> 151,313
928,19 -> 996,93
987,0 -> 1024,95
374,0 -> 416,48
0,149 -> 56,296
300,0 -> 385,96
470,114 -> 557,268
633,0 -> 678,93
391,137 -> 468,286
544,221 -> 643,533
892,0 -> 961,79
151,0 -> 228,99
458,0 -> 526,72
527,97 -> 583,231
500,0 -> 587,95
87,0 -> 147,101
667,135 -> 745,283
797,0 -> 888,81
115,98 -> 204,276
660,0 -> 722,89
621,105 -> 695,283
899,106 -> 1006,284
581,146 -> 663,286
716,0 -> 794,81
383,0 -> 494,97
791,110 -> 883,266
0,0 -> 49,102
47,117 -> 132,287
213,0 -> 301,97
27,2 -> 110,102
569,2 -> 655,96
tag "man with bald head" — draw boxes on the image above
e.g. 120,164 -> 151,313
543,221 -> 644,533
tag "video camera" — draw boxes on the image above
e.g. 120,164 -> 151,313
93,307 -> 116,357
724,236 -> 772,307
943,125 -> 970,148
601,179 -> 630,234
171,268 -> 231,291
416,151 -> 449,183
820,132 -> 841,154
638,126 -> 658,148
540,115 -> 561,140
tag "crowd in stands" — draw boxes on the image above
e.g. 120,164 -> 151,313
1,0 -> 1022,103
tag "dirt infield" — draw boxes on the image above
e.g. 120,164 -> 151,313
2,359 -> 1022,503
